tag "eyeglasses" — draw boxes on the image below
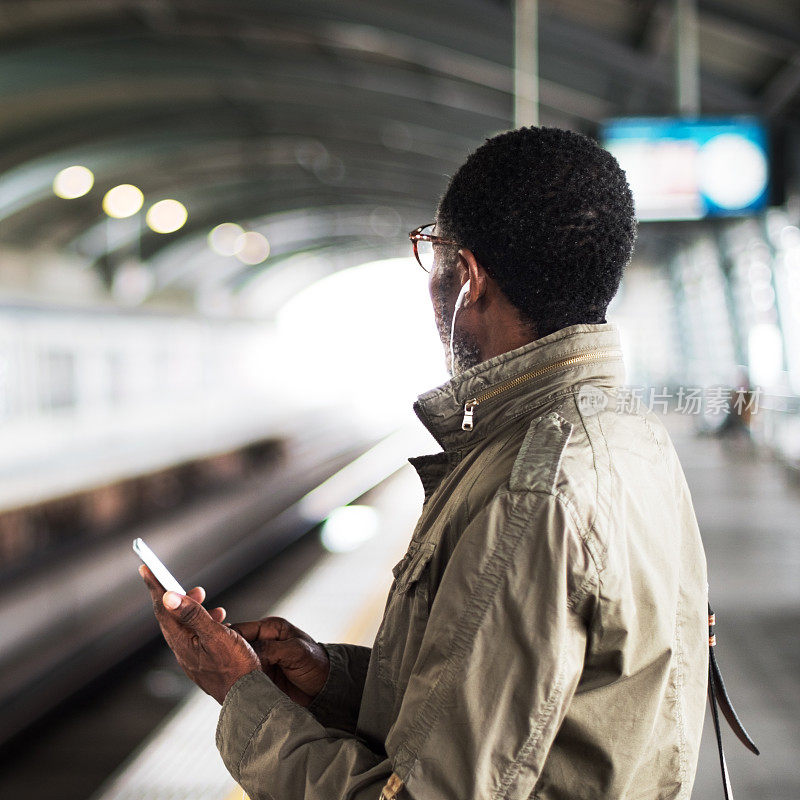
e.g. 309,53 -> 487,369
408,223 -> 460,273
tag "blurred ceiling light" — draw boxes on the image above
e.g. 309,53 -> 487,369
235,231 -> 270,265
748,323 -> 783,389
294,140 -> 329,170
369,207 -> 402,238
380,121 -> 413,152
53,165 -> 94,199
320,505 -> 380,553
780,225 -> 800,249
111,259 -> 154,306
53,164 -> 94,200
103,184 -> 144,218
314,154 -> 346,184
146,199 -> 188,234
208,222 -> 245,256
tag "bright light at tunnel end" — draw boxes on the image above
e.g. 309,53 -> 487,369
274,256 -> 448,431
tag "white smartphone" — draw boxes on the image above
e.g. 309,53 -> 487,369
132,538 -> 186,595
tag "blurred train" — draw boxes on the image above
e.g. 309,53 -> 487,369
0,300 -> 398,745
0,300 -> 288,571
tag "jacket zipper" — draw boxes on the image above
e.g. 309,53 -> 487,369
461,347 -> 621,431
380,773 -> 405,799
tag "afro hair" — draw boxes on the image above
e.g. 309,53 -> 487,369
436,126 -> 636,337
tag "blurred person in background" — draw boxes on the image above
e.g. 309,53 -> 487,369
141,126 -> 710,799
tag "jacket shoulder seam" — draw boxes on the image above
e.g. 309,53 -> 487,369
509,411 -> 573,494
502,487 -> 600,608
570,392 -> 610,574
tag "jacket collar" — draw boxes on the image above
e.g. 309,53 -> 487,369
412,322 -> 625,452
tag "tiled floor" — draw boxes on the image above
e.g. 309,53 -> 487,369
666,416 -> 800,799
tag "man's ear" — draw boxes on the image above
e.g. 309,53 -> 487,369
458,248 -> 487,304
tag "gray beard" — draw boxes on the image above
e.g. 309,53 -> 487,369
433,274 -> 482,377
450,331 -> 481,377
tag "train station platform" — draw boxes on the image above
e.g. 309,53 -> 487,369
90,464 -> 424,800
88,415 -> 797,800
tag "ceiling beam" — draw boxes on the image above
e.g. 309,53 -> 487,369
538,6 -> 758,114
623,1 -> 675,114
697,0 -> 800,57
761,51 -> 800,118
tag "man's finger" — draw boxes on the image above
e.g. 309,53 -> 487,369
187,586 -> 206,603
210,606 -> 227,623
140,565 -> 180,619
232,617 -> 303,642
229,620 -> 261,641
258,637 -> 309,668
140,564 -> 168,598
139,563 -> 156,588
163,591 -> 217,634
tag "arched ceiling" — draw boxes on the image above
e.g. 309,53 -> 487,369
1,0 -> 799,302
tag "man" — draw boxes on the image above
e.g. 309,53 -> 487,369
141,126 -> 708,799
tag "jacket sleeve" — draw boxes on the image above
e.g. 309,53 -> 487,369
306,643 -> 371,732
215,488 -> 597,800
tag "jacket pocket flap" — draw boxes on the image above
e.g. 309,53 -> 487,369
391,540 -> 436,591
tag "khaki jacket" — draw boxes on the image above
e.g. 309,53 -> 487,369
217,322 -> 709,800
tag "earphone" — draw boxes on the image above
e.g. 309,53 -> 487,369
455,279 -> 471,310
449,279 -> 471,371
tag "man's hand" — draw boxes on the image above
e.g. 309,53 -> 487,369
140,564 -> 262,704
230,617 -> 330,708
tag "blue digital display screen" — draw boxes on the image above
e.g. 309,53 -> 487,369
600,117 -> 769,221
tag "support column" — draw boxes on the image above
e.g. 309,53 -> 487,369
514,0 -> 539,127
674,0 -> 700,116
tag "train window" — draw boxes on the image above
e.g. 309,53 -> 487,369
38,349 -> 76,412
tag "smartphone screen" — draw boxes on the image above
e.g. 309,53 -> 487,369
133,538 -> 186,595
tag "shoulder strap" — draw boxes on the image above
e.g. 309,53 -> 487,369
707,602 -> 760,800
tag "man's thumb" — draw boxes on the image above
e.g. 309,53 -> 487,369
163,592 -> 213,631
